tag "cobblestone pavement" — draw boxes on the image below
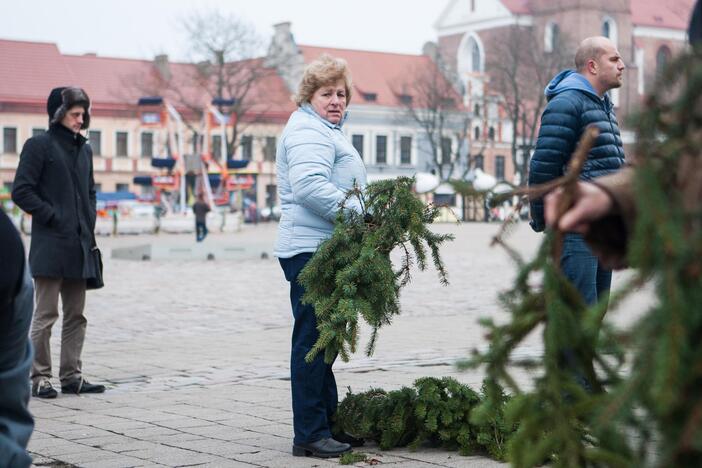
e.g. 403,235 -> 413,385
22,222 -> 653,467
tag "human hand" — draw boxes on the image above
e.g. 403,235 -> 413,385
544,181 -> 613,234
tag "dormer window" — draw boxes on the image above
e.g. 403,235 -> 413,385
398,94 -> 413,105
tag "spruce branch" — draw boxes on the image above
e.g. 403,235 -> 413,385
299,177 -> 453,363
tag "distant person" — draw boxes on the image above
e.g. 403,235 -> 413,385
528,36 -> 626,307
0,210 -> 34,468
192,193 -> 210,242
12,87 -> 105,398
274,55 -> 366,458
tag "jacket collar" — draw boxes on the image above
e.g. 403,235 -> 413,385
300,103 -> 348,129
49,123 -> 87,147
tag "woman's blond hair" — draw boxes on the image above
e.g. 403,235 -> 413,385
293,54 -> 353,107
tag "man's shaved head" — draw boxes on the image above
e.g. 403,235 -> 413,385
575,36 -> 614,72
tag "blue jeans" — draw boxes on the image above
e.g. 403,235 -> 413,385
561,233 -> 612,307
559,234 -> 612,391
279,253 -> 337,445
195,221 -> 207,242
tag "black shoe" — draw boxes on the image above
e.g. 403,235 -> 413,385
332,431 -> 365,447
292,437 -> 351,458
61,378 -> 106,395
32,379 -> 58,399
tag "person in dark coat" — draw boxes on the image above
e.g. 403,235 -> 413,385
192,193 -> 210,242
528,36 -> 626,307
0,210 -> 34,468
11,87 -> 105,398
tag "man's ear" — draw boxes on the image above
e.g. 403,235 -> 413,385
588,59 -> 598,75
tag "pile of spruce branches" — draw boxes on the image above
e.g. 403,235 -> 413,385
334,377 -> 515,461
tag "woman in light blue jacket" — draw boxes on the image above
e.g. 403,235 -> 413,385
275,55 -> 366,459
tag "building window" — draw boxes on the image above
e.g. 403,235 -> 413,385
656,46 -> 672,75
212,135 -> 222,161
362,92 -> 377,102
376,135 -> 387,164
602,16 -> 618,46
116,183 -> 130,192
3,181 -> 12,192
474,154 -> 484,170
263,136 -> 276,162
400,136 -> 412,165
441,137 -> 452,164
545,22 -> 559,53
470,0 -> 475,12
141,132 -> 154,158
240,135 -> 253,160
265,184 -> 277,209
32,127 -> 45,138
488,127 -> 495,141
88,130 -> 101,156
93,183 -> 102,192
474,126 -> 481,140
470,38 -> 481,72
116,131 -> 128,157
458,33 -> 484,75
474,103 -> 481,116
352,134 -> 364,158
495,155 -> 505,181
2,127 -> 17,154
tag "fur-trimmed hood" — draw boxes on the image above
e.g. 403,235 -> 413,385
47,87 -> 91,129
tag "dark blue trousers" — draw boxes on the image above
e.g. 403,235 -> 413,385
561,233 -> 612,307
279,252 -> 337,445
560,233 -> 612,391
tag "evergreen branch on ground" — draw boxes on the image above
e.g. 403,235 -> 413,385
299,177 -> 454,363
334,377 -> 516,461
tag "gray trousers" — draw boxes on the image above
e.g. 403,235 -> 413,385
30,277 -> 87,385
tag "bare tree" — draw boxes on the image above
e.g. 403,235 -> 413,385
393,59 -> 474,182
177,10 -> 275,159
486,25 -> 572,185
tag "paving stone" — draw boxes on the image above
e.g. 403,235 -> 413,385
25,224 -> 651,467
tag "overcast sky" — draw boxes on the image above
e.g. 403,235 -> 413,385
0,0 -> 449,61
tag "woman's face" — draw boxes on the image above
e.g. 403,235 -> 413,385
310,79 -> 347,124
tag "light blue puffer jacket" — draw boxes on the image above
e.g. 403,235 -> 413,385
274,104 -> 367,259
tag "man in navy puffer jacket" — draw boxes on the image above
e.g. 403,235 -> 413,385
529,36 -> 625,307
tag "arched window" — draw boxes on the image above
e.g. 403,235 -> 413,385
544,22 -> 559,53
656,46 -> 672,75
458,33 -> 484,74
470,39 -> 481,72
602,16 -> 618,46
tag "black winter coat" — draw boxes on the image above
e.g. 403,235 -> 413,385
528,71 -> 625,232
12,124 -> 97,279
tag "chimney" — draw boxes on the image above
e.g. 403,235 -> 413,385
422,41 -> 439,61
154,54 -> 171,81
265,22 -> 305,92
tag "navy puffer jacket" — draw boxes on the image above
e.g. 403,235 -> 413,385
528,70 -> 625,232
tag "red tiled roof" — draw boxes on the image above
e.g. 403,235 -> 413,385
500,0 -> 530,15
497,0 -> 694,30
0,39 -> 77,104
630,0 -> 695,30
0,38 -> 294,120
299,45 -> 462,108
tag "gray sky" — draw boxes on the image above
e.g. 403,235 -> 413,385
0,0 -> 449,60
